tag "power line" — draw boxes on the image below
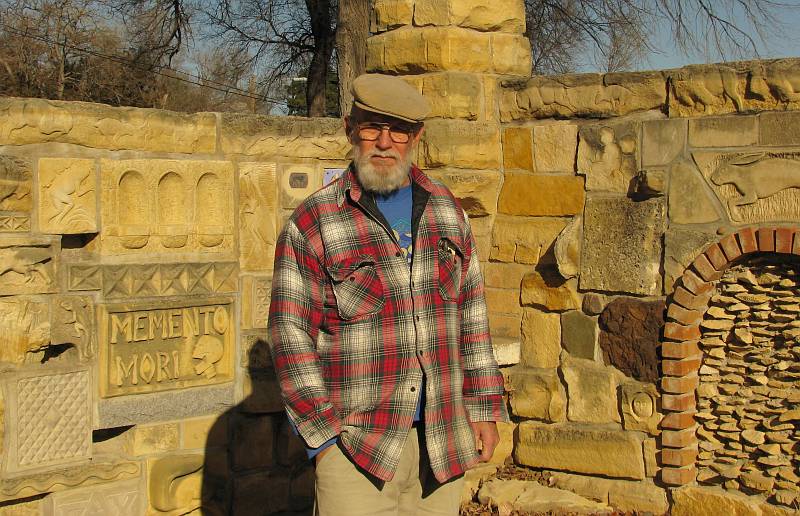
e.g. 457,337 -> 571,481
0,20 -> 289,106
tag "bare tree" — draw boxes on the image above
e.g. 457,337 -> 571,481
335,0 -> 369,114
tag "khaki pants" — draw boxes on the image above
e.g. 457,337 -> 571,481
314,427 -> 464,516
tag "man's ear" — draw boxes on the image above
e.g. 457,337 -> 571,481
344,116 -> 354,144
412,125 -> 425,145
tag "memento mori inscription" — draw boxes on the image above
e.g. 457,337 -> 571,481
99,297 -> 234,397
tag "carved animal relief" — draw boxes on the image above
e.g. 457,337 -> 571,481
38,158 -> 97,234
0,237 -> 57,295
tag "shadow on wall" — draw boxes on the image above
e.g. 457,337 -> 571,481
201,338 -> 314,515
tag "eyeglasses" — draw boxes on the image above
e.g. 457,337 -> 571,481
355,122 -> 419,144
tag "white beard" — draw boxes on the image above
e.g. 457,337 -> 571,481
353,144 -> 413,194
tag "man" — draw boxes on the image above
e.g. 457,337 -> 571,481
268,73 -> 508,515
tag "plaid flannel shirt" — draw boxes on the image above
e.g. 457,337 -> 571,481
268,165 -> 508,483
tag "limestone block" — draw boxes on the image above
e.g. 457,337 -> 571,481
418,72 -> 484,120
0,98 -> 216,152
641,118 -> 686,167
520,309 -> 561,368
241,275 -> 272,330
233,470 -> 290,515
515,422 -> 646,479
505,366 -> 565,421
232,414 -> 275,471
580,196 -> 665,295
577,122 -> 638,193
415,0 -> 525,33
97,296 -> 235,398
668,161 -> 722,225
498,172 -> 584,216
131,423 -> 180,455
50,295 -> 95,362
692,151 -> 800,224
688,116 -> 758,148
500,71 -> 666,121
533,123 -> 578,173
598,297 -> 665,383
421,119 -> 501,169
490,33 -> 532,77
98,385 -> 235,428
43,478 -> 144,516
2,367 -> 91,473
0,297 -> 50,365
561,355 -> 620,424
37,158 -> 97,234
220,114 -> 347,158
1,459 -> 141,503
483,262 -> 530,290
148,453 -> 203,515
554,216 -> 581,279
425,168 -> 501,217
490,216 -> 566,265
0,235 -> 58,296
671,485 -> 764,516
239,162 -> 278,272
619,381 -> 661,435
98,159 -> 234,256
502,127 -> 533,171
520,268 -> 580,312
548,473 -> 669,515
560,310 -> 598,360
371,0 -> 413,32
760,111 -> 800,146
0,155 -> 32,213
182,415 -> 227,449
663,226 -> 719,294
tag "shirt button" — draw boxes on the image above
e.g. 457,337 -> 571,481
395,251 -> 401,257
410,386 -> 416,392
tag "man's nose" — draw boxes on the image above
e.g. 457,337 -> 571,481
376,127 -> 393,149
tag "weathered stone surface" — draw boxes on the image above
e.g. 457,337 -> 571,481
462,463 -> 498,503
520,266 -> 580,312
689,116 -> 758,148
414,0 -> 525,33
491,336 -> 521,366
421,119 -> 501,169
533,123 -> 579,173
491,33 -> 533,76
693,151 -> 800,224
760,111 -> 800,146
131,423 -> 180,455
501,71 -> 666,121
560,310 -> 599,360
485,288 -> 522,317
515,422 -> 646,479
0,155 -> 32,213
371,0 -> 413,32
498,172 -> 585,216
505,366 -> 565,421
490,215 -> 566,265
642,118 -> 687,167
478,479 -> 613,514
182,415 -> 226,449
0,235 -> 58,296
483,262 -> 530,290
561,355 -> 620,424
0,297 -> 50,365
0,498 -> 40,515
598,297 -> 665,383
671,485 -> 763,516
426,168 -> 501,217
502,127 -> 533,171
239,162 -> 278,272
278,162 -> 325,211
554,215 -> 581,279
619,381 -> 661,435
44,478 -> 144,516
580,197 -> 665,295
488,312 -> 522,339
220,114 -> 347,158
492,421 -> 516,465
664,226 -> 719,294
0,98 -> 216,152
577,122 -> 638,193
416,72 -> 484,120
582,293 -> 607,316
241,275 -> 271,330
548,473 -> 669,514
37,158 -> 97,234
668,161 -> 722,225
520,309 -> 561,368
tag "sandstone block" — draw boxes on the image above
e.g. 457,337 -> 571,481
489,215 -> 566,265
561,355 -> 620,424
182,415 -> 227,449
418,72 -> 484,120
492,336 -> 521,366
498,172 -> 584,216
671,485 -> 763,516
491,421 -> 516,465
0,155 -> 32,229
421,119 -> 501,169
371,0 -> 413,32
483,262 -> 529,289
220,114 -> 347,158
520,309 -> 561,368
668,161 -> 722,225
490,33 -> 532,76
485,288 -> 522,316
533,123 -> 578,173
278,162 -> 324,210
98,385 -> 235,428
241,275 -> 272,330
488,311 -> 522,339
239,162 -> 278,271
0,235 -> 59,296
598,297 -> 665,383
426,168 -> 501,216
577,122 -> 638,193
642,118 -> 686,167
502,127 -> 533,171
580,196 -> 665,295
689,115 -> 758,148
554,216 -> 581,279
414,0 -> 525,32
560,310 -> 599,360
520,269 -> 580,312
664,226 -> 720,294
760,111 -> 800,146
548,473 -> 669,515
479,479 -> 612,514
515,422 -> 646,479
0,498 -> 40,514
131,423 -> 180,455
505,366 -> 565,421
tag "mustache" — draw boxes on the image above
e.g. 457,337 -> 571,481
364,149 -> 401,159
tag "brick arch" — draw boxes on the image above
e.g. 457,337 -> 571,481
659,226 -> 800,486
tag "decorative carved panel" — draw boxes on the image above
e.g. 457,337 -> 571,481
0,297 -> 50,365
239,162 -> 277,272
44,478 -> 144,516
37,158 -> 97,234
0,236 -> 58,295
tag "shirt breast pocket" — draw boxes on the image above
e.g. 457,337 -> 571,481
437,238 -> 463,302
326,256 -> 385,320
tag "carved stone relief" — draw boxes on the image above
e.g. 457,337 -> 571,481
619,381 -> 661,435
98,297 -> 234,397
0,214 -> 30,232
2,368 -> 91,473
577,123 -> 638,193
241,275 -> 272,330
693,151 -> 800,223
0,155 -> 32,213
37,158 -> 97,234
148,454 -> 203,515
51,295 -> 96,361
239,162 -> 277,272
44,478 -> 144,516
279,163 -> 323,210
98,160 -> 234,255
0,236 -> 58,295
0,297 -> 50,365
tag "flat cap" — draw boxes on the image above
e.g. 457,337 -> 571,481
351,74 -> 431,123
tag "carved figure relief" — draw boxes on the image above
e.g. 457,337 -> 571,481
0,298 -> 50,365
38,158 -> 97,234
694,151 -> 800,223
51,295 -> 96,360
0,236 -> 57,295
577,124 -> 638,193
0,155 -> 32,212
239,163 -> 277,271
100,159 -> 234,255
